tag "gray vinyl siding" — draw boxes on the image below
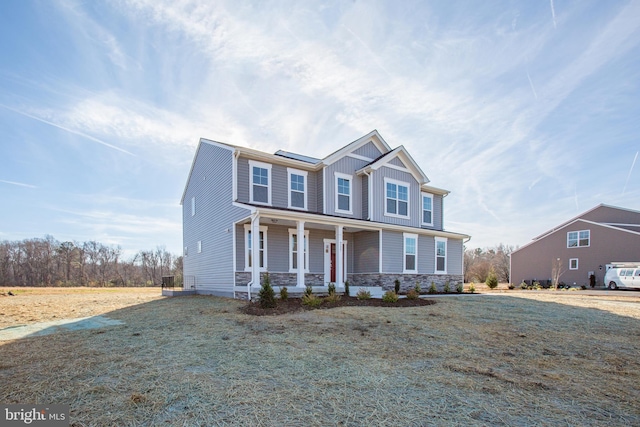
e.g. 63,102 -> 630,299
389,157 -> 406,167
183,142 -> 250,294
353,231 -> 379,273
317,169 -> 324,214
353,141 -> 383,159
371,166 -> 421,227
418,235 -> 435,274
421,194 -> 443,231
362,175 -> 369,219
447,238 -> 463,275
324,156 -> 369,219
237,157 -> 250,202
381,230 -> 403,273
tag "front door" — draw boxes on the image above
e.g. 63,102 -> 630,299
324,239 -> 347,284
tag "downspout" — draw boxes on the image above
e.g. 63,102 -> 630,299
364,169 -> 372,220
232,149 -> 239,201
247,211 -> 259,301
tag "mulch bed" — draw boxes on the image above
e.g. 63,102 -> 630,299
240,296 -> 436,316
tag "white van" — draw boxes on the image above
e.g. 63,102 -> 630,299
604,266 -> 640,289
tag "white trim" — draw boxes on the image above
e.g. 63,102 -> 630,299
322,167 -> 327,214
384,177 -> 410,219
346,153 -> 374,162
322,131 -> 391,166
569,258 -> 579,270
248,160 -> 272,205
403,233 -> 418,274
602,222 -> 640,228
435,236 -> 447,274
421,192 -> 434,226
567,229 -> 590,248
378,230 -> 383,273
244,224 -> 268,272
287,168 -> 308,210
323,238 -> 348,284
232,150 -> 239,201
334,172 -> 353,215
288,228 -> 310,273
382,163 -> 410,173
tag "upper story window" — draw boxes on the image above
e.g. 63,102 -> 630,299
403,233 -> 418,273
385,178 -> 409,218
287,168 -> 308,210
422,193 -> 433,226
191,197 -> 196,216
435,237 -> 447,273
249,160 -> 272,205
567,230 -> 590,248
244,225 -> 268,271
335,172 -> 352,214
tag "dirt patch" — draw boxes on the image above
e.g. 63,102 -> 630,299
240,295 -> 435,315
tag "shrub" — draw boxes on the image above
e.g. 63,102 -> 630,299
406,289 -> 419,300
325,291 -> 341,303
486,268 -> 498,289
469,283 -> 476,293
508,283 -> 515,290
328,282 -> 336,295
258,273 -> 276,308
356,288 -> 371,300
279,286 -> 288,300
382,290 -> 399,303
520,281 -> 528,290
428,282 -> 437,294
394,279 -> 401,294
414,282 -> 421,294
302,293 -> 322,307
344,281 -> 350,297
443,281 -> 451,294
456,283 -> 464,293
304,285 -> 313,297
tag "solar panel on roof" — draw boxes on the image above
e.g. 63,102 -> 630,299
274,150 -> 321,164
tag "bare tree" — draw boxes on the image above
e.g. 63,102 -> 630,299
551,257 -> 565,290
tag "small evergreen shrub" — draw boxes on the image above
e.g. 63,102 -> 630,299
302,293 -> 322,307
486,268 -> 498,289
428,282 -> 437,294
327,282 -> 336,295
394,279 -> 401,294
469,283 -> 476,293
258,273 -> 276,308
279,286 -> 288,300
382,290 -> 399,303
344,281 -> 350,297
304,285 -> 313,297
406,289 -> 419,300
356,288 -> 371,300
443,281 -> 451,294
456,283 -> 464,293
325,291 -> 341,303
414,282 -> 421,294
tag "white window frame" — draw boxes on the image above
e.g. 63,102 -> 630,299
334,172 -> 353,214
197,241 -> 202,253
249,160 -> 272,205
287,168 -> 308,210
384,177 -> 410,219
567,230 -> 590,248
288,229 -> 310,273
569,258 -> 579,270
435,237 -> 447,274
244,224 -> 268,271
421,192 -> 433,226
191,197 -> 195,216
403,233 -> 418,274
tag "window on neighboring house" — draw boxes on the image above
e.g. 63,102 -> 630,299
385,178 -> 409,218
288,168 -> 307,210
422,193 -> 433,226
435,237 -> 447,273
289,229 -> 309,272
567,230 -> 590,248
335,173 -> 352,214
249,161 -> 271,205
191,197 -> 195,216
244,225 -> 268,271
184,246 -> 188,257
569,258 -> 578,270
197,241 -> 202,253
403,233 -> 418,273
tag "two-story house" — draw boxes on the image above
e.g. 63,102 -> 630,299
181,130 -> 470,299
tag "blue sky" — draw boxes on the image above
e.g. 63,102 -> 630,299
1,0 -> 639,256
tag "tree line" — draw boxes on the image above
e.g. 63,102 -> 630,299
464,243 -> 514,284
0,236 -> 182,287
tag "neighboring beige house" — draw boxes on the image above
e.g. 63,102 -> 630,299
510,204 -> 640,287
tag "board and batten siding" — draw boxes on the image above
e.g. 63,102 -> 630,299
370,166 -> 421,227
418,235 -> 435,275
362,175 -> 369,219
324,156 -> 369,219
381,230 -> 403,273
183,142 -> 250,295
353,141 -> 384,159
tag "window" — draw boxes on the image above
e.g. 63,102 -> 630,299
197,241 -> 202,253
567,230 -> 590,248
435,237 -> 447,273
288,168 -> 307,210
184,246 -> 188,257
569,258 -> 578,270
335,172 -> 352,214
403,233 -> 418,273
249,160 -> 272,205
244,225 -> 268,271
385,178 -> 409,218
191,197 -> 195,216
289,229 -> 310,272
422,193 -> 433,226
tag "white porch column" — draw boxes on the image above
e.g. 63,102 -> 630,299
336,225 -> 344,287
251,214 -> 260,289
296,220 -> 305,288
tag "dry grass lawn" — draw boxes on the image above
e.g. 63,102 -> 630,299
1,287 -> 639,426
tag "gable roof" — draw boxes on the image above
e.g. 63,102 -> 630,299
356,145 -> 430,185
322,129 -> 391,166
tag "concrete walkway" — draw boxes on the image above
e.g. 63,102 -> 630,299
0,315 -> 125,341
